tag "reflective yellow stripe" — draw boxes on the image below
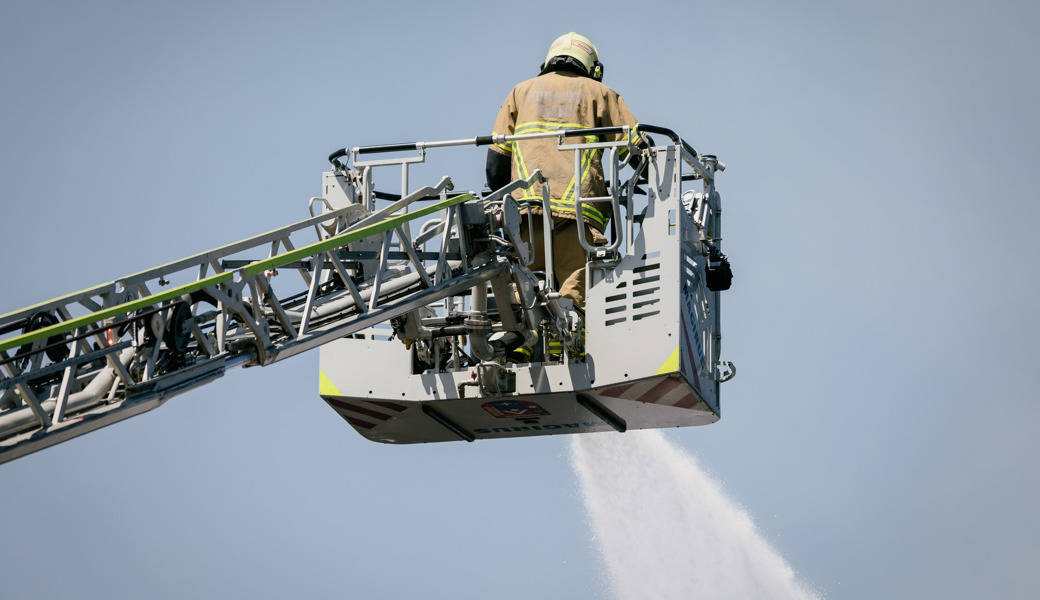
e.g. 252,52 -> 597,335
514,144 -> 531,180
520,195 -> 607,229
559,147 -> 596,203
503,121 -> 615,230
552,145 -> 608,229
627,124 -> 642,145
514,122 -> 599,142
575,148 -> 603,225
491,129 -> 513,154
546,200 -> 608,230
515,204 -> 607,230
557,151 -> 580,203
515,121 -> 584,132
620,123 -> 644,160
540,201 -> 611,228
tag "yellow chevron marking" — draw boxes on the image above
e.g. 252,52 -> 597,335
655,346 -> 680,375
319,370 -> 343,397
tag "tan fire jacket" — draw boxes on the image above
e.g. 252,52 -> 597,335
490,71 -> 641,232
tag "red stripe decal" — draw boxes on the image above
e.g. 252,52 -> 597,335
344,415 -> 376,430
324,397 -> 393,421
367,401 -> 409,412
600,382 -> 637,398
641,376 -> 682,404
671,393 -> 701,409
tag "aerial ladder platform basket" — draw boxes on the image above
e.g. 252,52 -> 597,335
0,125 -> 733,462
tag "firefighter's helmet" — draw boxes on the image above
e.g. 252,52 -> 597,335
543,32 -> 603,81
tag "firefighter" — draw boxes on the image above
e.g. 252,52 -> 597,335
486,32 -> 643,311
486,32 -> 644,361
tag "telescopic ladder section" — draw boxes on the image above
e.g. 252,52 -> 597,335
0,171 -> 545,464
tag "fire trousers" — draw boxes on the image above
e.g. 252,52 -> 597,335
522,214 -> 607,310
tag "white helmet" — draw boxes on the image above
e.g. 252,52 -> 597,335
542,32 -> 603,80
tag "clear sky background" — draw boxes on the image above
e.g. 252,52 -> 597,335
2,1 -> 1037,598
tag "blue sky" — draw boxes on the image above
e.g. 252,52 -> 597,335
2,1 -> 1038,598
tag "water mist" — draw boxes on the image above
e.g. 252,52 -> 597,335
570,430 -> 819,600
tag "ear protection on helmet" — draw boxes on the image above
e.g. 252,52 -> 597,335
541,32 -> 603,81
539,57 -> 605,82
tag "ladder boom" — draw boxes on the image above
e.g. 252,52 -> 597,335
0,181 -> 515,463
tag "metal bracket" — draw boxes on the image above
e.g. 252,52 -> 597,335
716,361 -> 736,382
477,363 -> 516,396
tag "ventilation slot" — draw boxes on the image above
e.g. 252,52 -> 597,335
602,259 -> 662,326
604,290 -> 628,327
631,260 -> 662,321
